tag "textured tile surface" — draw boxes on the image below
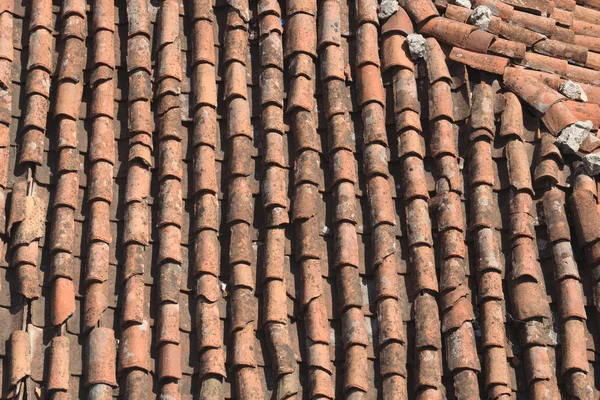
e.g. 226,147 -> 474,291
3,0 -> 600,398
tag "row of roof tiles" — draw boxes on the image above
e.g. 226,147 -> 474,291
5,0 -> 600,398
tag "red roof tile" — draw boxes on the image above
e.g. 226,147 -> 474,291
5,0 -> 600,398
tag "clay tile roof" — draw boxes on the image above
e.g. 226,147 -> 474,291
6,0 -> 600,397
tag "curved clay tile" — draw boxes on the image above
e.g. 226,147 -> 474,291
449,47 -> 510,74
4,0 -> 600,397
423,37 -> 481,398
400,0 -> 439,24
20,0 -> 53,167
119,0 -> 153,395
356,1 -> 409,398
258,1 -> 300,398
224,0 -> 264,397
384,24 -> 438,400
320,0 -> 370,397
35,1 -> 87,398
83,0 -> 117,395
189,0 -> 226,398
0,1 -> 10,247
9,13 -> 50,300
500,93 -> 561,398
155,0 -> 183,394
9,330 -> 30,390
47,335 -> 69,391
468,81 -> 512,399
423,0 -> 600,91
52,0 -> 84,332
542,184 -> 595,398
570,174 -> 600,317
286,0 -> 333,398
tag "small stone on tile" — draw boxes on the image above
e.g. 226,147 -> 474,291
556,120 -> 593,154
378,0 -> 399,20
453,0 -> 472,8
407,34 -> 428,59
559,80 -> 588,102
584,152 -> 600,175
470,5 -> 492,30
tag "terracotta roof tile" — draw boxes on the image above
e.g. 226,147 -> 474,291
422,43 -> 480,394
47,335 -> 69,391
400,0 -> 440,24
320,2 -> 370,396
4,0 -> 600,397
